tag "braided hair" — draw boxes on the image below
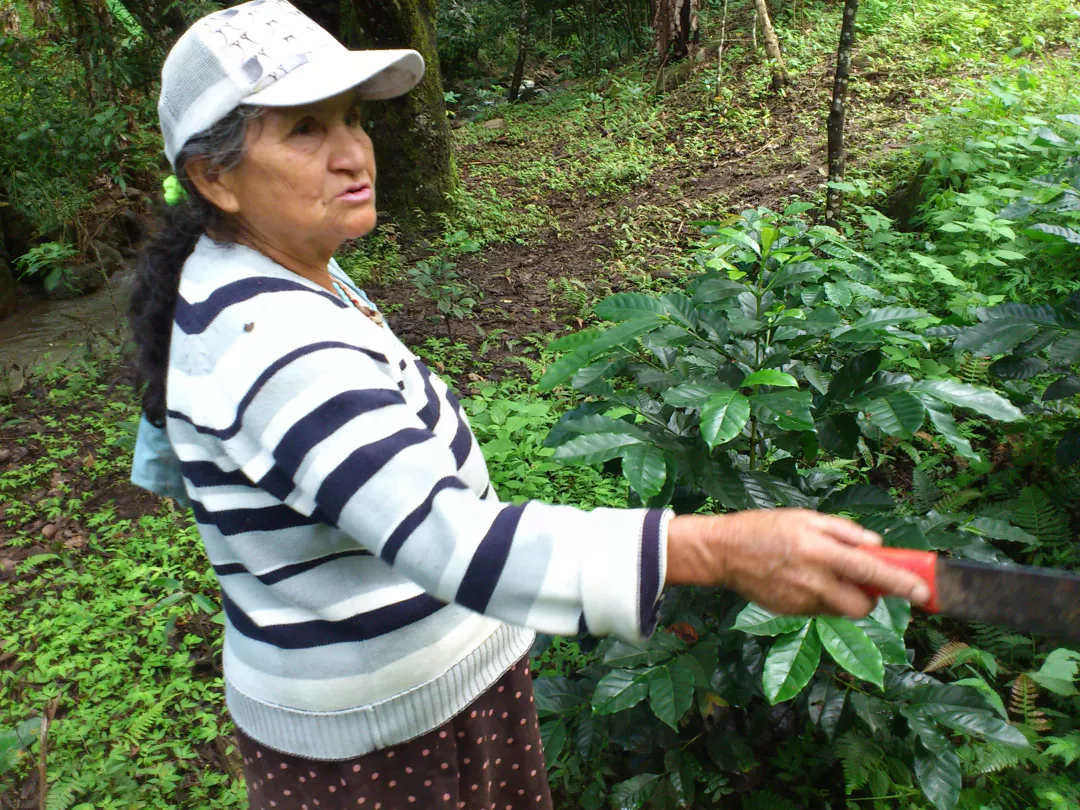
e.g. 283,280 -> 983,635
128,106 -> 263,425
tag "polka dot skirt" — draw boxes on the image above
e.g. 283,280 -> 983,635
238,657 -> 552,810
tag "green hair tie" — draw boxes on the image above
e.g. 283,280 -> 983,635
163,175 -> 187,206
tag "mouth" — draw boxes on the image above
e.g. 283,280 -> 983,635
338,182 -> 373,202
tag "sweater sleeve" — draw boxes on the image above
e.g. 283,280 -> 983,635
183,327 -> 670,643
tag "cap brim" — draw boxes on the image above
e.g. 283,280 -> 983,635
243,49 -> 425,108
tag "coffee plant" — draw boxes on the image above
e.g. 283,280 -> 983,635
533,209 -> 1074,809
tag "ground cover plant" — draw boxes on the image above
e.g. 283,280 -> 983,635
3,0 -> 1080,809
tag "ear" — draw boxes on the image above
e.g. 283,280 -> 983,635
186,158 -> 242,215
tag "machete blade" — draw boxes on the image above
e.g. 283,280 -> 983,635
937,558 -> 1080,643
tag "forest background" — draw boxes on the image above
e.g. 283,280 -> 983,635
2,1 -> 1080,809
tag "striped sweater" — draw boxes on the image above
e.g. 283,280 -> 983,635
159,236 -> 670,760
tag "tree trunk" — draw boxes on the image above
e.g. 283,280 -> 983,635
652,0 -> 699,65
508,0 -> 529,102
294,0 -> 457,233
825,0 -> 859,228
751,0 -> 787,91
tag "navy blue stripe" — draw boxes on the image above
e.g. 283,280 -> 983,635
578,613 -> 589,635
481,483 -> 493,499
316,428 -> 432,525
165,342 -> 388,440
191,499 -> 320,536
221,590 -> 446,649
211,548 -> 373,585
381,477 -> 470,565
638,510 -> 665,636
181,461 -> 256,489
455,504 -> 526,613
256,466 -> 295,502
450,415 -> 474,468
415,363 -> 441,431
275,389 -> 405,480
175,277 -> 346,334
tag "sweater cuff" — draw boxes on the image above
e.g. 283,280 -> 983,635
579,507 -> 672,643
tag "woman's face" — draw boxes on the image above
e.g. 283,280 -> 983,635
222,91 -> 378,259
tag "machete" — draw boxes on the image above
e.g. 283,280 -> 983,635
861,547 -> 1080,644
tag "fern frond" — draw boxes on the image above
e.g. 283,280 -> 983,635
971,623 -> 1031,661
124,701 -> 164,744
45,771 -> 95,810
1010,674 -> 1051,732
834,732 -> 884,794
923,641 -> 971,673
1007,487 -> 1071,547
511,355 -> 546,382
1043,732 -> 1080,767
898,441 -> 924,465
957,354 -> 991,386
962,740 -> 1029,775
935,488 -> 981,514
912,468 -> 939,513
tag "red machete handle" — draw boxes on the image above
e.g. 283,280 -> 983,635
858,547 -> 941,613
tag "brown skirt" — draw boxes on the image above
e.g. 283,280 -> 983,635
237,657 -> 553,810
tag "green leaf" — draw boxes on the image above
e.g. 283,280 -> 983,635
1043,374 -> 1080,401
1027,649 -> 1080,697
819,484 -> 896,514
815,616 -> 884,687
191,593 -> 218,613
767,261 -> 824,290
603,634 -> 686,668
740,369 -> 799,388
694,277 -> 747,304
1024,223 -> 1080,244
989,355 -> 1049,380
762,621 -> 821,704
700,390 -> 751,448
663,749 -> 701,807
866,392 -> 926,438
910,380 -> 1023,422
533,677 -> 590,715
908,684 -> 1028,746
953,319 -> 1039,357
594,293 -> 670,321
622,444 -> 668,499
855,617 -> 908,666
820,350 -> 882,410
552,432 -> 643,465
649,658 -> 697,730
610,774 -> 661,810
593,668 -> 654,714
663,382 -> 725,407
733,603 -> 809,636
851,307 -> 930,331
913,730 -> 961,810
808,679 -> 847,741
966,517 -> 1037,545
540,316 -> 663,390
539,719 -> 567,767
923,399 -> 980,461
751,390 -> 815,431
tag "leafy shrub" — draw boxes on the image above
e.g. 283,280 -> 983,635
531,209 -> 1071,809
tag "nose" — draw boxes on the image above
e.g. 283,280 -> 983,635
327,122 -> 372,177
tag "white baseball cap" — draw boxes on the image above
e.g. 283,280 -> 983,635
159,0 -> 425,169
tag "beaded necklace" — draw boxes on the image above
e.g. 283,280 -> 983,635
331,278 -> 386,328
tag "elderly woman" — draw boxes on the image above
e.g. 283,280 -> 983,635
128,2 -> 929,808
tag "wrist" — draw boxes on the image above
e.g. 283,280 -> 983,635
665,514 -> 733,588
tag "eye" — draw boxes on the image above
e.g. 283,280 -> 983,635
289,117 -> 320,137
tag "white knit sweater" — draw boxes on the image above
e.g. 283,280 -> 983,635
150,236 -> 670,759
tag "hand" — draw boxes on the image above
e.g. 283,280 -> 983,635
666,509 -> 931,618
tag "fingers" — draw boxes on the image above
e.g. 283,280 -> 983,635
815,543 -> 932,606
809,512 -> 882,546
